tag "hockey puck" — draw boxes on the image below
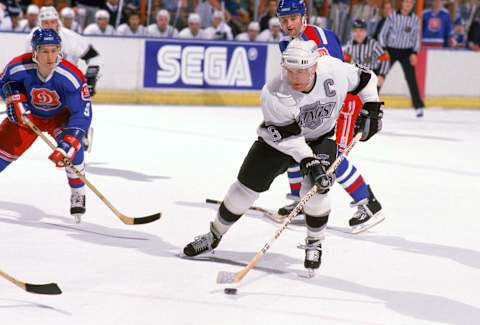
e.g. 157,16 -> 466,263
224,288 -> 238,295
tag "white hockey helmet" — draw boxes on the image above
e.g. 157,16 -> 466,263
281,39 -> 319,70
157,9 -> 170,19
188,13 -> 201,24
95,9 -> 110,20
39,6 -> 59,22
27,4 -> 40,16
60,7 -> 75,18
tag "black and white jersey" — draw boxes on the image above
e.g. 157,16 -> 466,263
343,36 -> 390,76
257,55 -> 379,162
379,10 -> 421,52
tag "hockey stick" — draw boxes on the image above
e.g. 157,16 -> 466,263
206,198 -> 273,215
0,269 -> 62,295
216,132 -> 363,284
20,107 -> 161,225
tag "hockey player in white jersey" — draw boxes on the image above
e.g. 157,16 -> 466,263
178,13 -> 208,39
83,10 -> 115,36
146,9 -> 178,38
183,39 -> 383,272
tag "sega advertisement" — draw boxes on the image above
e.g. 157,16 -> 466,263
144,40 -> 267,90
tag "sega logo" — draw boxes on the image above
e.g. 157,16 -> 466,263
155,45 -> 255,87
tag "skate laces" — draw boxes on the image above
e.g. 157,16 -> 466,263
298,240 -> 322,261
191,233 -> 215,253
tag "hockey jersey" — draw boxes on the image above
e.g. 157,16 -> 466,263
0,53 -> 92,132
422,8 -> 452,47
279,25 -> 344,61
146,24 -> 178,38
257,55 -> 379,162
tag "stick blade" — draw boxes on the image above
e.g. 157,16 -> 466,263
25,283 -> 62,295
119,212 -> 162,225
216,271 -> 237,284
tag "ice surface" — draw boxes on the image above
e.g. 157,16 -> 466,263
1,105 -> 479,325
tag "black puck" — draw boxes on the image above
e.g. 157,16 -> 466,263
224,287 -> 238,295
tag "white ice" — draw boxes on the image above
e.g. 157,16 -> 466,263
1,104 -> 479,325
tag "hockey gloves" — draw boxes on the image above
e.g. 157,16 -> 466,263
49,128 -> 85,167
301,157 -> 334,193
355,102 -> 384,141
85,65 -> 100,97
2,81 -> 30,125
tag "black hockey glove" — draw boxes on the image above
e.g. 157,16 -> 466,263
300,157 -> 334,193
85,65 -> 100,97
355,102 -> 384,141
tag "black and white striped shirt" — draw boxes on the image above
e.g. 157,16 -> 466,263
379,10 -> 421,52
343,37 -> 390,76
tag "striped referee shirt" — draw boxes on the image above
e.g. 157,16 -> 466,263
379,10 -> 421,52
343,37 -> 390,76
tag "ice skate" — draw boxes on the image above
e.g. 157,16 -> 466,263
183,222 -> 222,257
70,192 -> 86,224
349,186 -> 385,234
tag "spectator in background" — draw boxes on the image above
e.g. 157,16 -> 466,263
7,3 -> 21,31
0,2 -> 12,30
257,17 -> 281,42
61,7 -> 83,34
84,9 -> 115,35
467,7 -> 480,50
74,0 -> 106,29
196,0 -> 222,29
422,0 -> 452,47
259,0 -> 277,31
309,15 -> 327,28
146,9 -> 178,38
204,10 -> 233,40
116,10 -> 144,36
351,0 -> 380,35
16,4 -> 38,32
235,21 -> 260,41
380,0 -> 425,117
450,17 -> 467,47
373,1 -> 393,41
104,0 -> 120,26
459,0 -> 479,31
178,13 -> 207,39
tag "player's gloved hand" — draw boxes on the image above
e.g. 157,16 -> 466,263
48,128 -> 85,167
2,81 -> 31,125
300,157 -> 334,193
85,65 -> 100,97
355,102 -> 384,141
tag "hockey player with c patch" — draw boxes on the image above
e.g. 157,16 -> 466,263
183,39 -> 383,272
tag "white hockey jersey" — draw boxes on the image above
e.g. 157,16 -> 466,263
146,24 -> 178,38
257,55 -> 379,163
178,27 -> 208,39
116,23 -> 145,36
235,32 -> 257,42
204,23 -> 233,40
83,23 -> 115,36
26,27 -> 95,66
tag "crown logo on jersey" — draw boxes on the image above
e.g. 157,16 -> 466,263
30,88 -> 61,111
297,101 -> 336,129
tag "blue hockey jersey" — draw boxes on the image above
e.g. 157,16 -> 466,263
279,24 -> 344,61
422,8 -> 452,47
0,53 -> 92,131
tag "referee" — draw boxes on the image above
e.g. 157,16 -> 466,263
344,19 -> 390,91
379,0 -> 425,117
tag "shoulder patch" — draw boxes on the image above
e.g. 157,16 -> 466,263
81,83 -> 91,101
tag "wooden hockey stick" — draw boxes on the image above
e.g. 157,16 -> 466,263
216,132 -> 363,284
0,269 -> 62,295
20,107 -> 161,225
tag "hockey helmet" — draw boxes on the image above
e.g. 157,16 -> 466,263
276,0 -> 306,17
31,28 -> 62,51
281,39 -> 319,70
39,6 -> 59,22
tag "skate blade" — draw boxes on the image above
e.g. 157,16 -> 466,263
351,214 -> 385,234
72,214 -> 82,224
297,269 -> 316,279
